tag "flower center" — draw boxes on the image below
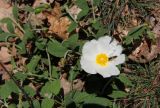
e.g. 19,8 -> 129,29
96,53 -> 109,66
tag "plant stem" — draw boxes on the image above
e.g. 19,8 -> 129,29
46,48 -> 52,79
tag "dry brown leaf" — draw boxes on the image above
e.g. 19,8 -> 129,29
128,39 -> 160,63
0,64 -> 12,80
29,0 -> 49,26
60,76 -> 71,95
48,16 -> 71,39
15,28 -> 23,39
60,73 -> 84,95
0,0 -> 12,20
29,13 -> 46,26
73,79 -> 84,91
69,5 -> 81,20
153,22 -> 160,38
47,2 -> 71,40
0,47 -> 11,63
0,0 -> 13,32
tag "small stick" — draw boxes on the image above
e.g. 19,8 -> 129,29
0,62 -> 34,108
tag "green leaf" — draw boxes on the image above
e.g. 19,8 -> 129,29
0,83 -> 11,99
7,21 -> 15,33
96,27 -> 107,37
0,32 -> 17,42
41,79 -> 61,97
51,66 -> 59,79
77,9 -> 89,20
24,5 -> 34,12
41,98 -> 54,108
17,42 -> 26,54
14,72 -> 27,81
47,40 -> 68,57
33,100 -> 40,108
8,104 -> 17,108
22,101 -> 30,108
124,24 -> 147,45
76,0 -> 89,9
34,4 -> 50,14
23,29 -> 34,44
0,80 -> 19,99
0,18 -> 14,33
72,91 -> 112,107
0,18 -> 11,23
35,38 -> 47,50
92,21 -> 102,30
108,91 -> 128,98
24,86 -> 36,97
22,23 -> 34,43
68,68 -> 78,81
7,80 -> 19,93
62,34 -> 79,49
12,6 -> 19,21
93,0 -> 101,6
84,97 -> 112,107
27,55 -> 41,73
52,79 -> 61,95
76,0 -> 89,20
73,91 -> 90,103
118,73 -> 132,86
68,21 -> 78,33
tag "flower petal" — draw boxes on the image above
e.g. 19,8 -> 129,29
96,64 -> 120,78
97,36 -> 112,54
111,54 -> 125,65
82,40 -> 99,60
80,57 -> 97,74
98,36 -> 112,45
82,40 -> 97,54
108,45 -> 123,57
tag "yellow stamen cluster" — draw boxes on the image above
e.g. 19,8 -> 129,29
96,53 -> 108,66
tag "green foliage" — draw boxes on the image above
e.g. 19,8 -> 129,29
93,0 -> 101,6
0,32 -> 17,42
62,34 -> 79,49
40,79 -> 61,97
123,24 -> 154,45
12,6 -> 19,21
76,0 -> 89,20
14,72 -> 27,81
1,18 -> 15,33
118,73 -> 133,86
1,0 -> 158,107
24,86 -> 36,97
41,98 -> 54,108
65,91 -> 112,107
68,21 -> 78,33
34,4 -> 50,14
27,55 -> 41,73
33,100 -> 41,108
92,20 -> 108,37
47,40 -> 68,57
51,66 -> 59,79
0,80 -> 19,99
35,38 -> 47,50
109,91 -> 128,98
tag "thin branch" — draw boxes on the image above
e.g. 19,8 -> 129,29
0,62 -> 34,108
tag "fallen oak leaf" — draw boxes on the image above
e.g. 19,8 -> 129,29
128,39 -> 160,63
46,2 -> 71,40
60,73 -> 84,95
0,0 -> 13,32
0,47 -> 11,63
48,16 -> 71,39
0,63 -> 12,80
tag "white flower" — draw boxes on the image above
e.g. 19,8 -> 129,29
80,36 -> 125,78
